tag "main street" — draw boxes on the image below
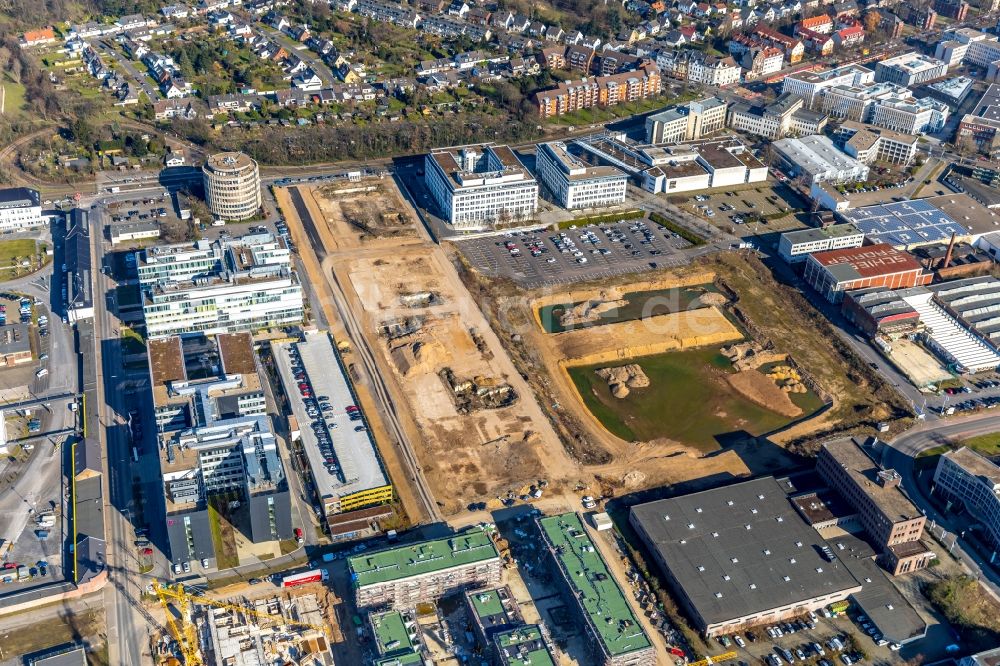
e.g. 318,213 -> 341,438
88,204 -> 152,666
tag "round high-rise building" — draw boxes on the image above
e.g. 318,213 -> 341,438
202,152 -> 261,222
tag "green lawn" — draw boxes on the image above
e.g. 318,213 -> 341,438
1,78 -> 26,117
0,239 -> 48,279
961,433 -> 1000,456
568,347 -> 824,449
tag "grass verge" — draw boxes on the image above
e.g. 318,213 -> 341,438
925,575 -> 1000,653
556,209 -> 644,229
648,212 -> 706,246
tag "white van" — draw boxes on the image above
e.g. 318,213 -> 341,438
36,368 -> 49,378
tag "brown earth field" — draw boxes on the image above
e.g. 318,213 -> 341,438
454,248 -> 912,491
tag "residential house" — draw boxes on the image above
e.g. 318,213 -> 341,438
20,27 -> 57,48
833,25 -> 865,49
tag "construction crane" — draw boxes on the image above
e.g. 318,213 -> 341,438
154,582 -> 330,665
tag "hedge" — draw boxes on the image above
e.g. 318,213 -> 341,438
648,212 -> 707,246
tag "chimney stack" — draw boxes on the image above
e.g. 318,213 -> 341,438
943,232 -> 957,269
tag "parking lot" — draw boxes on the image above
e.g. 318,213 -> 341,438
682,183 -> 811,235
456,218 -> 695,289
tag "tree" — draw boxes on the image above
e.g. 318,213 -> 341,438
863,10 -> 881,35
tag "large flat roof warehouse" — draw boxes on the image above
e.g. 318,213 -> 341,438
772,135 -> 868,179
630,477 -> 862,633
922,193 -> 1000,237
538,513 -> 652,658
811,244 -> 924,282
782,224 -> 863,245
348,527 -> 500,588
928,276 -> 1000,348
840,199 -> 969,247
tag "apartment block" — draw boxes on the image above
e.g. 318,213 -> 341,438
538,513 -> 655,666
348,528 -> 503,609
149,333 -> 293,569
933,447 -> 1000,552
868,96 -> 949,135
533,64 -> 661,118
656,49 -> 740,87
817,439 -> 934,575
424,143 -> 539,229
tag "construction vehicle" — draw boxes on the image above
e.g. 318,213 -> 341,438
688,651 -> 738,666
154,583 -> 330,665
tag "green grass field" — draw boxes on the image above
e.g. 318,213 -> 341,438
0,79 -> 27,117
208,497 -> 239,569
960,433 -> 1000,456
0,239 -> 49,279
568,347 -> 823,449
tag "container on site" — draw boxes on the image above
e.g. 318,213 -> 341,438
17,565 -> 30,580
37,514 -> 56,528
387,529 -> 398,541
281,569 -> 328,588
294,527 -> 304,544
322,552 -> 335,563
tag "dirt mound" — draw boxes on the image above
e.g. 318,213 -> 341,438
390,338 -> 448,377
561,297 -> 629,327
698,292 -> 728,306
595,364 -> 650,399
726,369 -> 802,418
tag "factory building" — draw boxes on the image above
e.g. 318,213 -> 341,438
841,288 -> 921,338
803,244 -> 931,302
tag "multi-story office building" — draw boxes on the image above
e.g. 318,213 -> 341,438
0,187 -> 43,232
348,527 -> 502,609
818,438 -> 934,574
535,141 -> 627,210
727,93 -> 828,139
933,447 -> 1000,552
424,143 -> 539,229
645,96 -> 728,144
202,151 -> 262,221
538,513 -> 655,666
778,224 -> 864,263
868,96 -> 949,135
782,64 -> 874,108
935,29 -> 1000,69
957,84 -> 1000,156
838,121 -> 920,165
140,231 -> 304,338
137,240 -> 221,284
149,333 -> 293,569
874,53 -> 948,87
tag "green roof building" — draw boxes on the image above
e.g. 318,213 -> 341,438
494,625 -> 557,666
465,586 -> 523,646
349,527 -> 503,609
537,513 -> 655,666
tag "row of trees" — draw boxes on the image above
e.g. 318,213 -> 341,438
173,111 -> 540,164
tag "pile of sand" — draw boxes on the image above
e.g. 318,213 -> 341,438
595,364 -> 651,399
726,369 -> 802,418
390,338 -> 448,377
698,292 -> 728,306
560,297 -> 628,328
768,365 -> 808,393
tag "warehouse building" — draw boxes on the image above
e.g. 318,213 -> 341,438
874,52 -> 948,87
841,288 -> 921,338
424,143 -> 539,229
778,224 -> 864,264
535,141 -> 628,210
772,135 -> 869,185
66,209 -> 95,323
109,220 -> 161,245
630,477 -> 863,637
803,244 -> 931,302
539,513 -> 654,666
348,527 -> 502,609
817,439 -> 934,575
933,448 -> 1000,552
839,199 -> 970,249
927,276 -> 1000,353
